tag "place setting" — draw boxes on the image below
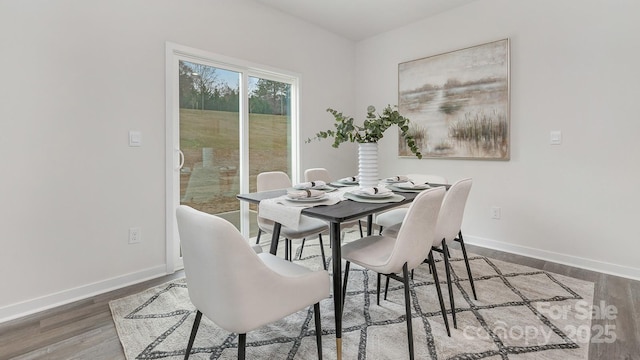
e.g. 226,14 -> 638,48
383,175 -> 435,193
282,188 -> 333,205
258,187 -> 342,230
344,185 -> 405,203
329,175 -> 359,187
292,180 -> 337,192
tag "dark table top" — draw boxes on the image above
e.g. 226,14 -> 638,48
237,184 -> 450,224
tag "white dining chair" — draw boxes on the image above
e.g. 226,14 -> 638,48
340,187 -> 449,360
304,167 -> 365,239
374,174 -> 448,234
257,171 -> 329,269
176,205 -> 330,360
383,178 -> 475,329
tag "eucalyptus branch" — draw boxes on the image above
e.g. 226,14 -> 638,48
306,105 -> 422,159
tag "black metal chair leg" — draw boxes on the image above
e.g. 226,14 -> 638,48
342,261 -> 351,312
318,234 -> 327,270
402,263 -> 415,360
429,250 -> 451,337
184,310 -> 202,360
284,238 -> 289,261
441,240 -> 457,328
314,303 -> 323,360
457,231 -> 478,300
358,220 -> 364,238
300,238 -> 306,257
238,333 -> 246,360
378,225 -> 384,235
377,273 -> 381,305
384,275 -> 390,300
255,229 -> 262,244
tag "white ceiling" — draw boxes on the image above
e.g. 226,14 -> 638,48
253,0 -> 479,41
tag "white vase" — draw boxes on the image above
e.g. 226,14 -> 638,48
358,142 -> 379,188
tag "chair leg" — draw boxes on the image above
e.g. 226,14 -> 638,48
376,273 -> 381,305
238,333 -> 246,360
255,229 -> 262,245
342,261 -> 351,312
300,238 -> 306,257
457,231 -> 478,300
384,275 -> 390,300
284,238 -> 289,261
317,234 -> 327,270
184,310 -> 202,360
402,263 -> 415,360
429,250 -> 451,337
314,303 -> 323,360
358,220 -> 364,238
441,240 -> 457,329
378,225 -> 384,235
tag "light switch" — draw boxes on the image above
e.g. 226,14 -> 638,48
550,130 -> 562,145
129,131 -> 142,147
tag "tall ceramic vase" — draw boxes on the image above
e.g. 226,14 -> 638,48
358,142 -> 379,188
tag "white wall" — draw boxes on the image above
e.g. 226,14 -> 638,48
0,0 -> 354,321
355,0 -> 640,278
3,0 -> 639,324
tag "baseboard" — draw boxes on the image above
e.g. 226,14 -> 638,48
0,265 -> 168,324
465,235 -> 640,281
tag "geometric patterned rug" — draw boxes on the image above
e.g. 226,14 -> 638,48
110,231 -> 594,359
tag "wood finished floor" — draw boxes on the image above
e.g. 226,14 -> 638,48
1,243 -> 639,360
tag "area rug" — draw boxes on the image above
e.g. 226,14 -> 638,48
110,231 -> 594,359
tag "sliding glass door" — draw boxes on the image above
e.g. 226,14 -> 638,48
178,60 -> 242,225
166,43 -> 298,272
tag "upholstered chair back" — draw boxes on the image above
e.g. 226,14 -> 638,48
433,178 -> 473,246
386,186 -> 445,273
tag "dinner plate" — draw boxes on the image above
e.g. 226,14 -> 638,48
350,190 -> 394,199
338,180 -> 359,185
293,184 -> 333,190
331,181 -> 356,187
285,194 -> 327,202
395,183 -> 430,190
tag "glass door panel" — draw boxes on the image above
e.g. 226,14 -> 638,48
247,76 -> 292,237
179,60 -> 241,228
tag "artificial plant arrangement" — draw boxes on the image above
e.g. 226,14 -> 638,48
306,105 -> 422,159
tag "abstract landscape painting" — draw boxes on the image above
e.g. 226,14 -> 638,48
398,39 -> 510,160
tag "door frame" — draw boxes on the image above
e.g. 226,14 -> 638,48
164,42 -> 300,273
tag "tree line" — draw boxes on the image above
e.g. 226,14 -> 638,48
179,61 -> 290,115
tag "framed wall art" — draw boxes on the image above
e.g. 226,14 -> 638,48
398,38 -> 510,160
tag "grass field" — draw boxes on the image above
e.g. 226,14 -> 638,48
179,109 -> 290,218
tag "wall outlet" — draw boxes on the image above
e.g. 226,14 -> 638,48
491,207 -> 501,220
129,227 -> 142,244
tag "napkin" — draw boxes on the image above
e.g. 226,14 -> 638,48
286,189 -> 325,199
358,187 -> 392,195
339,176 -> 359,183
386,175 -> 410,182
293,180 -> 326,189
395,181 -> 430,189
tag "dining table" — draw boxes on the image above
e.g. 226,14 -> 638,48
236,183 -> 449,360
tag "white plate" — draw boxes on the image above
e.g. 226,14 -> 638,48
294,185 -> 334,191
338,180 -> 358,185
331,181 -> 356,187
384,178 -> 409,184
285,195 -> 327,202
395,183 -> 430,190
350,190 -> 394,199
